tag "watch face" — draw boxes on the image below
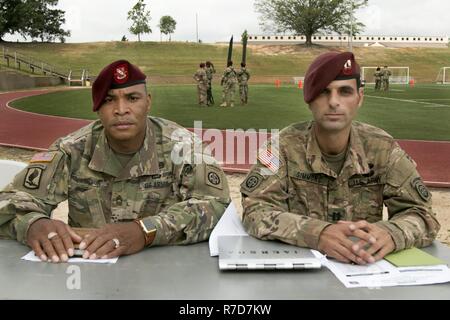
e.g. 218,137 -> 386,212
141,219 -> 156,233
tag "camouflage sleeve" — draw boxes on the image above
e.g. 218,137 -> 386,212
378,142 -> 440,251
240,143 -> 331,250
145,151 -> 231,246
0,147 -> 69,244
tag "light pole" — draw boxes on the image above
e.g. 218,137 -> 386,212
348,0 -> 354,52
196,13 -> 199,43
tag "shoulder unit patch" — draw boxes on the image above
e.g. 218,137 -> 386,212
23,167 -> 44,189
242,172 -> 263,193
411,177 -> 431,202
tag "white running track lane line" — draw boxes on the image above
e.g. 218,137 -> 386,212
365,95 -> 450,108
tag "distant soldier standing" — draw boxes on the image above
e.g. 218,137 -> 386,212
220,60 -> 238,107
236,62 -> 251,105
382,65 -> 392,91
193,62 -> 208,106
374,66 -> 382,91
205,61 -> 216,106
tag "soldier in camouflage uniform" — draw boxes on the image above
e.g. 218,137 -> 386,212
193,62 -> 208,106
241,52 -> 439,265
374,66 -> 382,91
220,60 -> 237,107
236,62 -> 250,105
382,65 -> 392,91
0,60 -> 230,263
205,61 -> 216,106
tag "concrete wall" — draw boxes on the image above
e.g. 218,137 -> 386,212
247,34 -> 449,48
0,71 -> 65,91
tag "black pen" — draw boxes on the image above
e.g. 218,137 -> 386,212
346,271 -> 390,277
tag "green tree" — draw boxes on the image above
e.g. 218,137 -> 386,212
0,0 -> 70,42
127,0 -> 152,42
254,0 -> 368,46
339,0 -> 366,38
158,15 -> 176,41
27,0 -> 70,42
241,29 -> 248,43
0,0 -> 25,40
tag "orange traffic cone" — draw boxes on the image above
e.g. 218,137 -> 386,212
275,79 -> 281,88
298,80 -> 303,89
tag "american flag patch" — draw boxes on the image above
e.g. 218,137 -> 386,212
258,148 -> 279,173
30,152 -> 56,163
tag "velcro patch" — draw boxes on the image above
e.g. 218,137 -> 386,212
258,148 -> 279,173
241,172 -> 263,193
30,152 -> 56,163
411,177 -> 430,202
206,166 -> 223,190
23,166 -> 44,189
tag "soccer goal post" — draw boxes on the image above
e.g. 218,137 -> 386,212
361,67 -> 410,84
435,67 -> 450,84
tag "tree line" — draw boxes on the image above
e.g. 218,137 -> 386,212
1,0 -> 367,46
0,0 -> 70,42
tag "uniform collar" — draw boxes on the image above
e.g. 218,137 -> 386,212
306,122 -> 370,177
89,118 -> 160,179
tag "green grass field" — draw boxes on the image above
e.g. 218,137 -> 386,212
10,83 -> 450,141
2,41 -> 450,82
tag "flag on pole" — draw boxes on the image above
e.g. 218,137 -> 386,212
227,36 -> 233,63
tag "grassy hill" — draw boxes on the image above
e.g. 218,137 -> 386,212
1,41 -> 450,82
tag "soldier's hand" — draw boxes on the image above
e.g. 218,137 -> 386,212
27,218 -> 83,263
78,222 -> 145,259
318,223 -> 363,264
339,220 -> 395,263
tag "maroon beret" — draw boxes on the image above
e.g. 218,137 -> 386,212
303,52 -> 360,103
92,60 -> 147,111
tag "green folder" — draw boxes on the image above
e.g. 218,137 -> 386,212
384,247 -> 446,267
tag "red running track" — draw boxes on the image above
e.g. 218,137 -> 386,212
1,89 -> 449,188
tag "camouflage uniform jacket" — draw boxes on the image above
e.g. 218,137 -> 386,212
205,66 -> 216,85
236,67 -> 250,85
0,117 -> 231,246
374,70 -> 382,80
241,121 -> 439,251
221,67 -> 237,86
193,68 -> 208,87
382,69 -> 392,80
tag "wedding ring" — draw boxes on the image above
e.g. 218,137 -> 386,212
47,232 -> 58,240
112,238 -> 120,249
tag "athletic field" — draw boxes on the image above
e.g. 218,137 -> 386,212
10,83 -> 450,141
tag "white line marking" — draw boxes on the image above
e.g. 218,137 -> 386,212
365,95 -> 450,108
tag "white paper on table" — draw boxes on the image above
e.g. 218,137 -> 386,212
208,202 -> 248,256
380,265 -> 450,287
21,250 -> 119,264
324,257 -> 450,288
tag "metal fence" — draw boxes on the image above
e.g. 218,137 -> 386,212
0,46 -> 89,86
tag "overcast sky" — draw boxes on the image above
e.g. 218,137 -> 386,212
4,0 -> 450,43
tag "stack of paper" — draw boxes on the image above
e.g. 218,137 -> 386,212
325,247 -> 450,288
